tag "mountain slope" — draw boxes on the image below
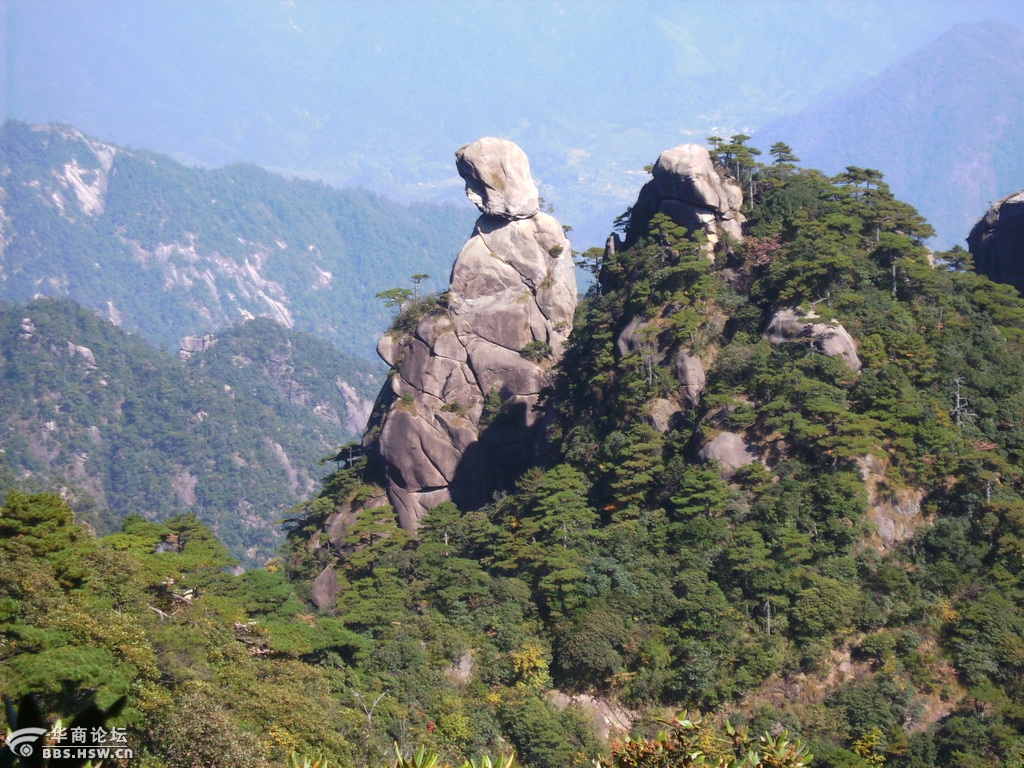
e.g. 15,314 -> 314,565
0,121 -> 474,356
755,21 -> 1024,248
0,297 -> 379,562
4,148 -> 1024,767
286,151 -> 1024,767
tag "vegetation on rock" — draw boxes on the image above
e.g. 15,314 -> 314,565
6,141 -> 1024,768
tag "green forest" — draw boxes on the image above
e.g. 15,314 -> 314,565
0,298 -> 377,563
4,141 -> 1024,768
0,120 -> 472,357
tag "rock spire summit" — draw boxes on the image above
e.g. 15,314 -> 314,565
365,137 -> 577,528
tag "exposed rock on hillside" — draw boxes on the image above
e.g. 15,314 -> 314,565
646,398 -> 682,433
763,307 -> 862,373
858,455 -> 926,550
673,350 -> 707,407
698,430 -> 758,473
613,317 -> 708,408
43,125 -> 117,220
968,190 -> 1024,293
2,298 -> 371,565
0,120 -> 472,358
624,144 -> 744,249
600,143 -> 739,421
367,138 -> 577,529
67,341 -> 98,370
179,333 -> 217,359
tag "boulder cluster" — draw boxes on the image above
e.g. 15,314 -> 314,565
367,138 -> 577,529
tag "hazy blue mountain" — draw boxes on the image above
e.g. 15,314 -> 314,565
0,120 -> 473,358
8,1 -> 1024,249
0,297 -> 379,563
755,21 -> 1024,248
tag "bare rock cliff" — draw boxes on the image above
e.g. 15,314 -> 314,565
968,190 -> 1024,293
365,138 -> 577,529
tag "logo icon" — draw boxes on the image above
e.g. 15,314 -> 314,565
5,727 -> 47,757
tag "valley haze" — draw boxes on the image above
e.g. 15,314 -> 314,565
5,0 -> 1024,251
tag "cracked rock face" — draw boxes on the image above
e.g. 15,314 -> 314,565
624,143 -> 745,249
367,138 -> 576,529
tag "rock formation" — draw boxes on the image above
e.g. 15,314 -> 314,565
613,316 -> 708,409
66,342 -> 98,370
366,138 -> 577,529
968,190 -> 1024,293
698,431 -> 758,473
605,143 -> 741,415
763,307 -> 862,373
623,144 -> 744,250
454,138 -> 540,220
179,333 -> 217,359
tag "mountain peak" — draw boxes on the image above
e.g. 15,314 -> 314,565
363,139 -> 577,529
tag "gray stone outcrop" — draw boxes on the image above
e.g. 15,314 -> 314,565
614,317 -> 707,407
615,316 -> 658,358
967,190 -> 1024,293
647,398 -> 682,433
763,307 -> 862,373
179,334 -> 217,359
310,565 -> 338,611
625,144 -> 745,249
309,489 -> 389,610
673,350 -> 706,407
698,431 -> 757,473
367,138 -> 577,529
455,137 -> 541,220
67,342 -> 98,370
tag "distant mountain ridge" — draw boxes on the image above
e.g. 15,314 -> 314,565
0,297 -> 379,563
0,120 -> 474,357
755,20 -> 1024,248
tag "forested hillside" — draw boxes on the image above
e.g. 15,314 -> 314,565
285,146 -> 1024,766
0,297 -> 378,563
0,121 -> 472,356
4,145 -> 1024,768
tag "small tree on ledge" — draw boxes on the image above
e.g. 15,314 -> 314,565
520,340 -> 553,363
375,287 -> 413,311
